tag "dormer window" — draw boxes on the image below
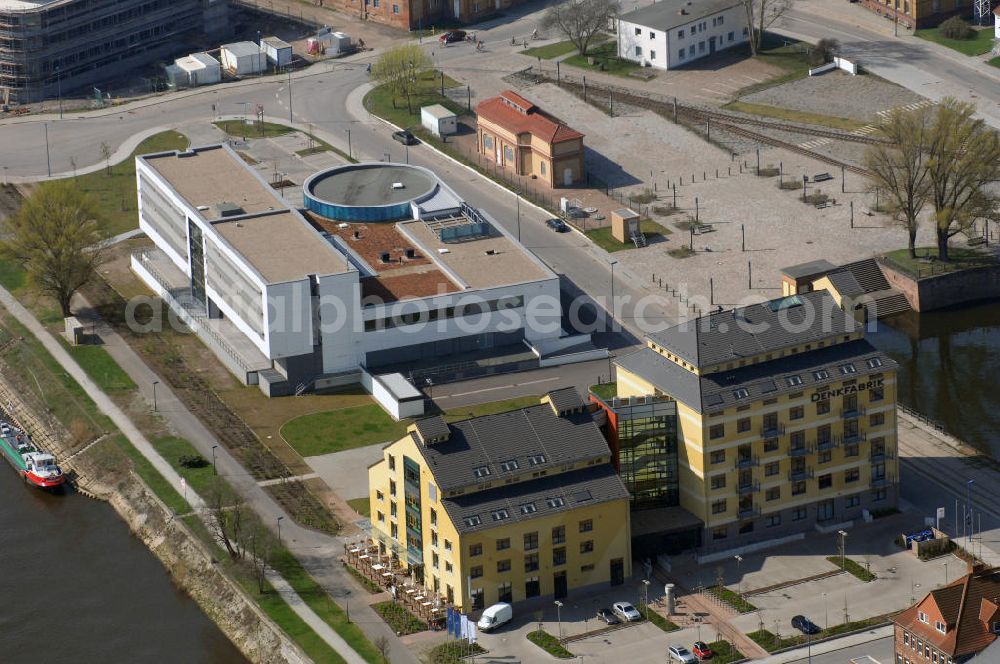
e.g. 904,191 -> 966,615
473,466 -> 491,478
734,388 -> 750,399
491,509 -> 509,521
867,357 -> 883,369
519,503 -> 536,515
813,369 -> 830,380
527,454 -> 547,466
993,621 -> 1000,634
546,497 -> 566,508
499,459 -> 519,472
918,610 -> 928,623
839,364 -> 857,375
464,515 -> 481,527
936,620 -> 946,633
786,375 -> 803,387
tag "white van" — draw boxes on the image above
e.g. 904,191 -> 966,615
477,602 -> 513,632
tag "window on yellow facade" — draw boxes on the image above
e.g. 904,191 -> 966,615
525,553 -> 539,572
792,481 -> 806,496
737,417 -> 751,433
790,405 -> 804,420
524,532 -> 539,550
845,442 -> 859,457
766,487 -> 780,501
503,145 -> 514,162
870,412 -> 885,427
712,526 -> 727,540
445,561 -> 453,573
765,462 -> 779,476
469,543 -> 483,557
711,499 -> 727,514
391,523 -> 398,538
817,399 -> 831,415
431,531 -> 438,546
430,508 -> 437,525
376,490 -> 384,501
580,540 -> 594,554
390,501 -> 397,517
581,563 -> 595,572
444,539 -> 452,551
552,526 -> 566,544
497,559 -> 511,573
497,537 -> 510,551
765,438 -> 780,452
540,161 -> 547,175
432,552 -> 439,568
709,423 -> 725,439
579,519 -> 593,533
711,474 -> 726,490
377,511 -> 385,522
483,135 -> 494,151
470,565 -> 483,579
845,468 -> 860,483
818,450 -> 832,464
710,450 -> 726,464
553,547 -> 567,566
818,474 -> 832,489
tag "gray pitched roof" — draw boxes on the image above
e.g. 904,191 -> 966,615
617,339 -> 895,413
619,0 -> 743,32
413,415 -> 450,443
412,403 -> 609,492
646,290 -> 859,368
780,259 -> 837,280
545,387 -> 584,414
825,270 -> 865,298
442,465 -> 628,535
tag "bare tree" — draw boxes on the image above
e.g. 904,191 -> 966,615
742,0 -> 794,55
99,141 -> 113,175
541,0 -> 620,58
0,181 -> 109,316
374,635 -> 391,662
924,98 -> 1000,261
206,478 -> 244,560
863,104 -> 933,258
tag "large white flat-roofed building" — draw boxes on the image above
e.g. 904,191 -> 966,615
617,0 -> 748,71
132,145 -> 562,396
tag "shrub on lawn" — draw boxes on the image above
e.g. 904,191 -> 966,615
708,585 -> 757,613
940,16 -> 973,40
810,38 -> 840,65
372,601 -> 426,635
178,454 -> 209,469
639,605 -> 679,631
428,641 -> 487,664
630,188 -> 657,204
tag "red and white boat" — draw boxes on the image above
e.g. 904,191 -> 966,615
0,418 -> 65,489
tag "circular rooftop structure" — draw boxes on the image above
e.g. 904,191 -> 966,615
303,163 -> 439,222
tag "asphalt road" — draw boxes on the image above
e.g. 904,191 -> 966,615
777,635 -> 894,664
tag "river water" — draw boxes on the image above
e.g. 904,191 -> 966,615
868,300 -> 1000,458
0,476 -> 247,663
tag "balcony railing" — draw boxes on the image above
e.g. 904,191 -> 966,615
840,406 -> 867,419
737,481 -> 760,496
841,430 -> 866,445
871,475 -> 892,488
735,455 -> 759,470
788,467 -> 814,481
760,423 -> 785,438
870,450 -> 895,462
789,444 -> 813,458
816,437 -> 839,451
738,505 -> 760,519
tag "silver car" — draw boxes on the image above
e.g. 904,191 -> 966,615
668,645 -> 698,663
612,601 -> 641,622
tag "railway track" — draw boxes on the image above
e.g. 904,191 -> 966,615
528,71 -> 873,177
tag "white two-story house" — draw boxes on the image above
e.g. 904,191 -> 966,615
617,0 -> 749,71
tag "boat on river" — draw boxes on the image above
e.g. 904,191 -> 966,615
0,417 -> 65,489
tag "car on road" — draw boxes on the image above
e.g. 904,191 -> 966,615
545,218 -> 570,232
692,641 -> 714,660
595,608 -> 620,625
392,130 -> 418,145
612,601 -> 641,622
791,615 -> 821,635
668,645 -> 698,663
438,30 -> 467,43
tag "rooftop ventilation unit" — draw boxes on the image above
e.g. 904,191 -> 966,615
338,223 -> 350,229
177,149 -> 196,158
215,201 -> 245,217
392,182 -> 405,190
484,249 -> 497,256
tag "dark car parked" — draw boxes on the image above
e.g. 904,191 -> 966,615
595,608 -> 620,625
545,218 -> 570,232
392,130 -> 418,145
438,30 -> 467,43
791,615 -> 821,635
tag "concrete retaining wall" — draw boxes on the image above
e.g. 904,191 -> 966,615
879,261 -> 1000,312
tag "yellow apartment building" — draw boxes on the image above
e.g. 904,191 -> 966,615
367,389 -> 632,611
614,290 -> 899,549
475,90 -> 585,188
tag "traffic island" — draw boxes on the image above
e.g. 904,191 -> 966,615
527,629 -> 575,658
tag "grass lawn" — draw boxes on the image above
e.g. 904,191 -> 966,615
0,259 -> 26,292
915,26 -> 995,56
750,617 -> 888,652
708,585 -> 757,613
723,100 -> 867,131
63,342 -> 137,392
639,605 -> 679,631
564,42 -> 642,76
281,395 -> 543,457
827,555 -> 876,582
363,71 -> 466,130
213,120 -> 295,138
73,131 -> 189,237
990,56 -> 1000,69
586,219 -> 671,253
881,246 -> 996,279
347,497 -> 371,517
589,382 -> 617,401
522,39 -> 580,59
527,629 -> 574,658
708,641 -> 745,664
735,38 -> 813,97
372,601 -> 426,634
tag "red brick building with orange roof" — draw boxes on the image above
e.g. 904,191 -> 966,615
893,564 -> 1000,664
475,90 -> 585,188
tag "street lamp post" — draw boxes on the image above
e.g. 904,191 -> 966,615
277,515 -> 285,545
642,579 -> 650,619
837,530 -> 848,570
734,554 -> 743,598
822,592 -> 828,630
152,380 -> 159,412
212,444 -> 219,475
554,600 -> 563,641
515,190 -> 521,241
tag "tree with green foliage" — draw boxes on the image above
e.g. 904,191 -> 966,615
540,0 -> 619,58
371,43 -> 433,114
863,104 -> 933,258
924,98 -> 1000,261
0,181 -> 109,316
